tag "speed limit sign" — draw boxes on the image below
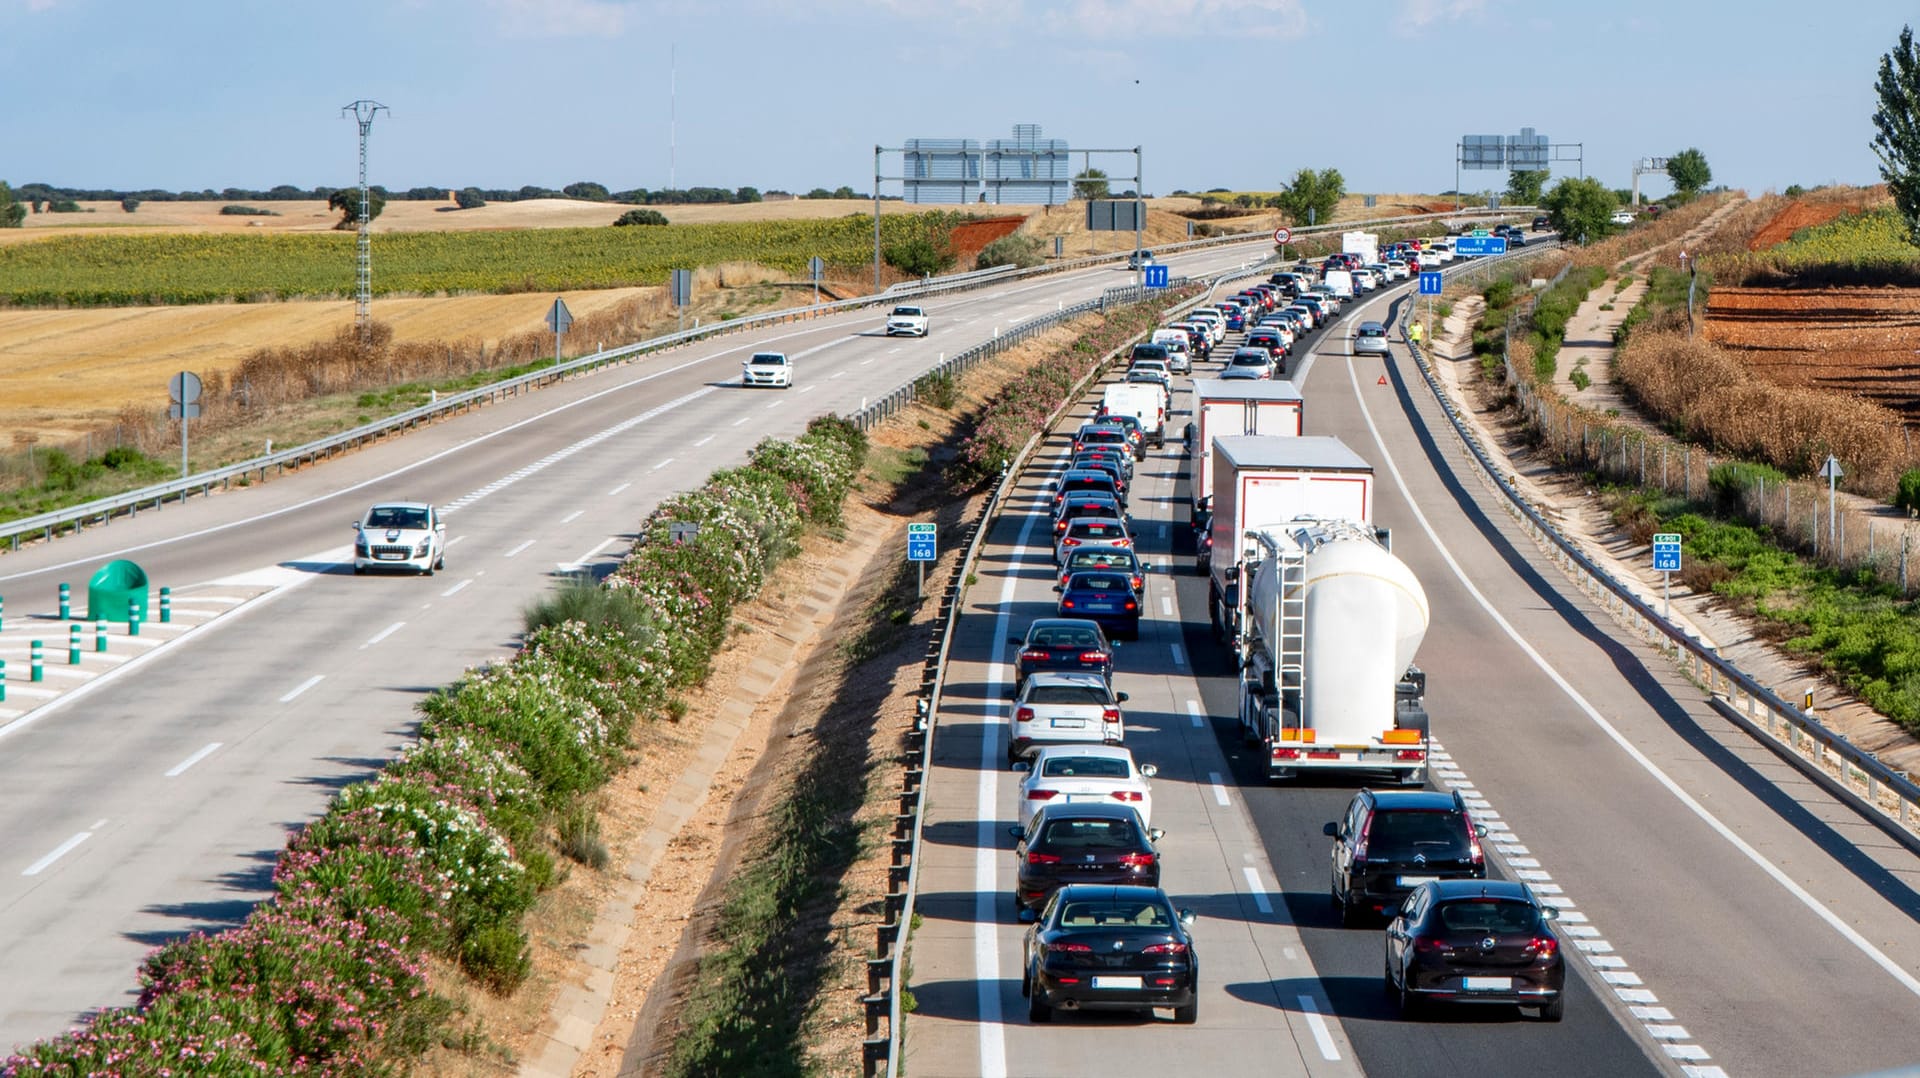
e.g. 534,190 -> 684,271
1273,227 -> 1292,245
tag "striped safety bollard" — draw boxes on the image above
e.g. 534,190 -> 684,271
58,582 -> 70,621
95,620 -> 107,653
30,641 -> 42,683
160,587 -> 172,624
129,611 -> 142,637
69,624 -> 81,665
0,594 -> 5,632
0,658 -> 6,703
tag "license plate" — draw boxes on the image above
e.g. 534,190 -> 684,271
1050,719 -> 1086,729
1066,794 -> 1106,803
377,552 -> 404,560
1398,875 -> 1439,886
1085,602 -> 1115,612
1091,976 -> 1142,990
1463,977 -> 1512,991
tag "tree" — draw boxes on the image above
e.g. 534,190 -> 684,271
883,235 -> 953,276
734,186 -> 762,203
1272,167 -> 1345,227
802,187 -> 833,199
1666,148 -> 1712,198
832,185 -> 857,199
563,181 -> 611,201
120,197 -> 140,213
1505,170 -> 1548,206
327,188 -> 387,229
1874,25 -> 1920,241
613,208 -> 669,226
1072,168 -> 1110,200
455,188 -> 487,210
0,183 -> 22,228
1540,176 -> 1616,243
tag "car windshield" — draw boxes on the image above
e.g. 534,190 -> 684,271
1069,574 -> 1128,592
1369,811 -> 1470,856
1031,626 -> 1101,649
749,354 -> 785,365
891,307 -> 922,316
367,507 -> 429,529
1360,326 -> 1386,338
1026,682 -> 1113,705
1435,898 -> 1542,935
1037,817 -> 1136,849
1132,345 -> 1168,360
1041,756 -> 1131,780
1070,552 -> 1132,572
1058,898 -> 1170,928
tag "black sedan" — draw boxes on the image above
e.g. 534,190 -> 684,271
1010,619 -> 1115,691
1022,884 -> 1197,1024
1385,879 -> 1566,1021
1055,569 -> 1141,639
1010,802 -> 1162,915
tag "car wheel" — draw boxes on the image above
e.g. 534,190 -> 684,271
1397,977 -> 1423,1019
1028,989 -> 1052,1024
1383,955 -> 1398,999
1020,966 -> 1032,999
1335,884 -> 1363,929
435,553 -> 446,571
1538,995 -> 1565,1022
352,565 -> 366,576
1172,997 -> 1198,1024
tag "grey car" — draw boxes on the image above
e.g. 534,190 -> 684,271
1353,321 -> 1391,356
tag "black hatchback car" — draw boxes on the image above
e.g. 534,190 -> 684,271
1324,789 -> 1486,926
1385,879 -> 1566,1021
1010,618 -> 1114,691
1022,884 -> 1198,1025
1011,802 -> 1163,915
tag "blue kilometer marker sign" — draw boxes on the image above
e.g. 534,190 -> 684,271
1652,532 -> 1682,572
908,522 -> 937,562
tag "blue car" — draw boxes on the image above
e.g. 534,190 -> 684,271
1056,570 -> 1142,640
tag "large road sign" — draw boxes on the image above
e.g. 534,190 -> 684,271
1652,533 -> 1682,573
1418,272 -> 1444,295
908,522 -> 937,562
1452,235 -> 1509,256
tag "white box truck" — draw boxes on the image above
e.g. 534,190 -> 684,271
1100,382 -> 1166,448
1206,435 -> 1373,643
1187,379 -> 1304,525
1341,230 -> 1380,266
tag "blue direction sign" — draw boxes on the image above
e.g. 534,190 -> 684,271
1418,271 -> 1444,295
1652,532 -> 1682,572
1452,235 -> 1509,257
1143,264 -> 1170,289
908,522 -> 937,563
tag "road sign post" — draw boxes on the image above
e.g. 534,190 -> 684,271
168,371 -> 202,479
1818,455 -> 1844,552
1274,226 -> 1291,262
907,522 -> 936,599
1652,532 -> 1682,619
546,297 -> 574,362
809,255 -> 825,306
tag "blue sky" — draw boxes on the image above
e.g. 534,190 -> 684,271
0,0 -> 1904,198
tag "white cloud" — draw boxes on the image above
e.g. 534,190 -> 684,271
789,0 -> 1308,40
489,0 -> 633,38
1398,0 -> 1484,30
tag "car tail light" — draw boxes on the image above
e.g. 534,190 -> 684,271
1114,538 -> 1132,548
1142,941 -> 1188,955
1027,851 -> 1062,865
1124,600 -> 1137,611
1355,812 -> 1373,861
1062,537 -> 1081,548
1055,520 -> 1069,533
1102,707 -> 1122,723
1026,789 -> 1059,801
1047,941 -> 1092,953
1131,575 -> 1144,590
1015,707 -> 1035,723
1119,852 -> 1156,868
1079,651 -> 1108,663
1526,936 -> 1558,959
1021,649 -> 1050,663
1468,822 -> 1485,867
1110,791 -> 1143,802
1413,936 -> 1447,954
1061,599 -> 1076,609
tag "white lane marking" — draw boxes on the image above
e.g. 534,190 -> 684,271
561,509 -> 585,525
562,538 -> 618,571
860,357 -> 876,365
652,457 -> 675,471
764,399 -> 784,410
799,385 -> 817,394
23,831 -> 92,876
1242,866 -> 1273,914
440,578 -> 472,597
1347,354 -> 1920,1003
363,622 -> 404,648
831,370 -> 847,379
1297,996 -> 1342,1061
1633,1005 -> 1676,1022
278,675 -> 324,703
1207,771 -> 1230,806
732,416 -> 750,426
1160,596 -> 1173,616
1170,643 -> 1186,668
694,435 -> 715,447
607,482 -> 631,496
504,540 -> 535,558
165,742 -> 223,777
1186,699 -> 1204,728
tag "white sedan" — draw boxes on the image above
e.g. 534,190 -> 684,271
1016,744 -> 1157,829
742,351 -> 793,388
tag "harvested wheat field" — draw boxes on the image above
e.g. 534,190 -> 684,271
1704,285 -> 1920,423
0,288 -> 650,443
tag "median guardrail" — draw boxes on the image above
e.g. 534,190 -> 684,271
1397,253 -> 1920,853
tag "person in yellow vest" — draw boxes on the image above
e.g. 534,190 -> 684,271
1409,321 -> 1424,347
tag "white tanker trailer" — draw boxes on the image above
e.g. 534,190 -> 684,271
1235,518 -> 1432,783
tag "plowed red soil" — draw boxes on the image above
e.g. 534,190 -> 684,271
1747,194 -> 1878,250
946,216 -> 1026,265
1704,285 -> 1920,421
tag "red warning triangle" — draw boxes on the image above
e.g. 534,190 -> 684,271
1377,375 -> 1388,385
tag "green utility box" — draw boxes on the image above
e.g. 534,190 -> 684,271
86,560 -> 150,623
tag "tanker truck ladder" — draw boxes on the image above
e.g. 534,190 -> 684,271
1277,549 -> 1308,711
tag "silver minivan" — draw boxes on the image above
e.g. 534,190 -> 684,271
1352,321 -> 1391,356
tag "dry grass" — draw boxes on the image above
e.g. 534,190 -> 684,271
1570,191 -> 1734,270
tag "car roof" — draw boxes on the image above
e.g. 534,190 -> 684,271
1031,744 -> 1135,764
1364,789 -> 1463,811
1067,543 -> 1139,559
1050,884 -> 1170,906
1424,879 -> 1537,902
1025,617 -> 1106,639
367,501 -> 431,512
1033,801 -> 1143,822
1026,670 -> 1113,688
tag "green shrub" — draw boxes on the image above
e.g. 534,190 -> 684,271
1898,469 -> 1920,515
975,232 -> 1045,270
916,369 -> 958,409
1709,460 -> 1790,511
558,802 -> 611,869
49,199 -> 82,213
120,197 -> 140,213
614,208 -> 669,226
456,187 -> 487,210
218,204 -> 278,216
461,922 -> 533,994
883,234 -> 954,277
1570,369 -> 1591,391
1484,279 -> 1516,309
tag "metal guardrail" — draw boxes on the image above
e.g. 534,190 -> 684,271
1396,254 -> 1920,853
864,270 -> 1256,1076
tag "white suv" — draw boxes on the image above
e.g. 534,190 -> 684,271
353,502 -> 446,576
742,352 -> 793,388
